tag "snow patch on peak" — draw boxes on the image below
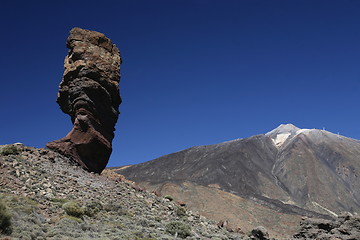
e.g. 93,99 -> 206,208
266,123 -> 304,148
296,128 -> 311,135
272,133 -> 291,147
265,123 -> 300,136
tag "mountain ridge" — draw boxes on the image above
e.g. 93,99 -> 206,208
116,123 -> 360,237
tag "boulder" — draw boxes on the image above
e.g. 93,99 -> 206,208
250,226 -> 270,240
293,214 -> 360,240
47,27 -> 121,173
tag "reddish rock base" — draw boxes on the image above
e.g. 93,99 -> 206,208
47,108 -> 111,173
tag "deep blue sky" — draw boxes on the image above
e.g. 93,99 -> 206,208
1,1 -> 360,167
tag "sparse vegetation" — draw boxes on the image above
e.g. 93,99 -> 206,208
175,206 -> 187,217
0,145 -> 19,156
0,199 -> 11,234
50,197 -> 68,206
154,216 -> 162,222
165,221 -> 191,238
0,145 -> 242,239
104,202 -> 122,212
84,200 -> 103,217
129,231 -> 156,240
61,215 -> 82,223
62,201 -> 84,218
104,202 -> 131,216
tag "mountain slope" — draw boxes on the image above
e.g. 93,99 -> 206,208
116,124 -> 360,237
267,125 -> 360,215
0,144 -> 244,239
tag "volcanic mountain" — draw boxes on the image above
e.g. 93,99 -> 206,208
115,124 -> 360,237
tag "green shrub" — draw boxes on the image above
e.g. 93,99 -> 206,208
50,198 -> 68,206
1,145 -> 19,156
165,221 -> 191,238
62,201 -> 84,218
84,200 -> 103,217
0,199 -> 11,234
129,231 -> 156,240
175,206 -> 187,217
61,215 -> 82,223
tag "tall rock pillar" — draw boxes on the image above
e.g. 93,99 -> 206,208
47,27 -> 122,173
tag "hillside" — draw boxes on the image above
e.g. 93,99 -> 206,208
1,136 -> 359,239
0,144 -> 245,239
116,124 -> 360,238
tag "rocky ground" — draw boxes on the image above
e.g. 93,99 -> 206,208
294,214 -> 360,240
1,143 -> 359,240
0,144 -> 253,240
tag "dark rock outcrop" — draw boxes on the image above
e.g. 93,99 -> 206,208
47,27 -> 121,173
250,226 -> 270,240
294,214 -> 360,239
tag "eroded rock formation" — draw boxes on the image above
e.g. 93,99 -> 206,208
47,27 -> 121,173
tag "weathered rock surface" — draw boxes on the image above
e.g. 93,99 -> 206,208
294,215 -> 360,239
47,27 -> 121,173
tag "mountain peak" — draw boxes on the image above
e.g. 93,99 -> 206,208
265,123 -> 300,136
265,124 -> 303,148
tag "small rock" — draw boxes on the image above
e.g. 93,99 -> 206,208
250,226 -> 270,240
175,200 -> 186,206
